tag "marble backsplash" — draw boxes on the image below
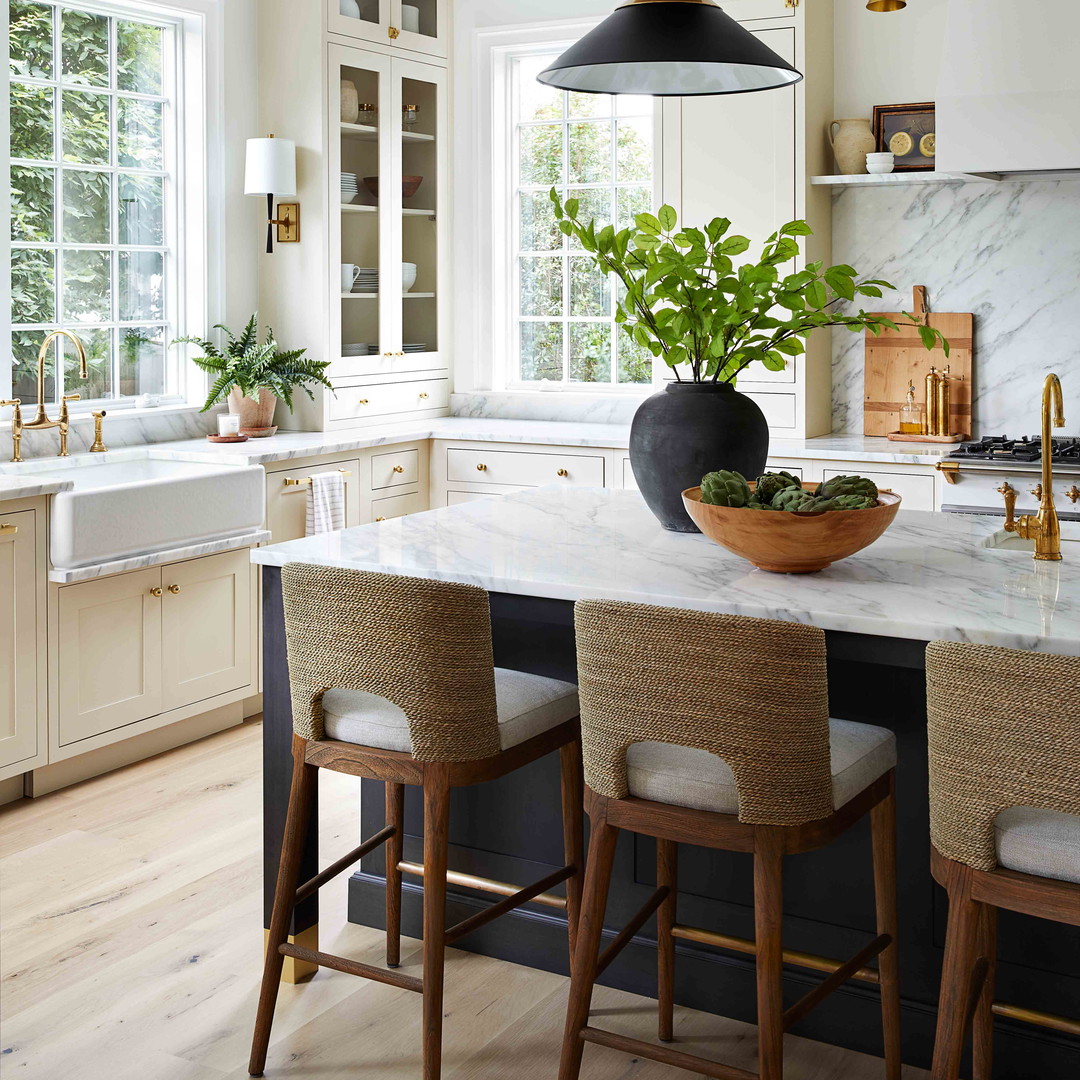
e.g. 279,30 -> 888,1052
831,177 -> 1080,437
0,405 -> 221,462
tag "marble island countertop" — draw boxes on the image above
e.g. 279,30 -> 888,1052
251,486 -> 1080,655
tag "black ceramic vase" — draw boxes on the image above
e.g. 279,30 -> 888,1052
629,382 -> 769,532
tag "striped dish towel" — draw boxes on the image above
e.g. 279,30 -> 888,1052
305,472 -> 346,535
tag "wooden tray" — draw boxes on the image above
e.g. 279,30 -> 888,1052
885,431 -> 965,443
864,286 -> 972,437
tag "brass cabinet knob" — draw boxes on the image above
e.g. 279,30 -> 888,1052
476,463 -> 487,472
395,351 -> 404,357
150,587 -> 163,597
375,516 -> 386,521
418,392 -> 429,400
388,25 -> 400,38
168,584 -> 182,594
557,469 -> 569,478
384,352 -> 393,357
358,398 -> 369,405
393,465 -> 405,473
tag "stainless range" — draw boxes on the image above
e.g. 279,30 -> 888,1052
937,436 -> 1080,520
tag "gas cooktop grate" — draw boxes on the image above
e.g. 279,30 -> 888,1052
948,436 -> 1080,464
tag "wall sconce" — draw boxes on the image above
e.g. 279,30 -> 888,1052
244,135 -> 299,253
867,1 -> 907,10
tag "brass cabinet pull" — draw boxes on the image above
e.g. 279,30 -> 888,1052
150,587 -> 163,597
168,584 -> 182,595
393,465 -> 405,473
476,463 -> 487,472
375,516 -> 386,521
283,469 -> 352,488
0,523 -> 17,537
358,398 -> 370,405
557,469 -> 569,477
388,25 -> 400,38
384,352 -> 393,357
395,351 -> 404,357
418,392 -> 429,400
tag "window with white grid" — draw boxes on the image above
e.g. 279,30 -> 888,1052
509,51 -> 660,390
8,0 -> 181,407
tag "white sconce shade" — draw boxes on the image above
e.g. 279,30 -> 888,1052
244,136 -> 296,197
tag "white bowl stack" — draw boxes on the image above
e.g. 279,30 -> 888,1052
341,172 -> 359,202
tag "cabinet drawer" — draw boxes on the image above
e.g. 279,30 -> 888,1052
265,459 -> 360,543
372,491 -> 426,521
330,378 -> 448,422
621,457 -> 637,491
446,490 -> 500,506
372,448 -> 419,490
821,468 -> 935,512
446,448 -> 605,488
766,460 -> 804,480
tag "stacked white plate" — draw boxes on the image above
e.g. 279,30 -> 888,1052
341,172 -> 359,203
352,268 -> 378,293
342,342 -> 375,356
402,343 -> 427,353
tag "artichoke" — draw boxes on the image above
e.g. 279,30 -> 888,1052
700,469 -> 752,507
753,471 -> 802,503
747,495 -> 778,510
816,474 -> 879,501
816,494 -> 878,511
772,487 -> 823,513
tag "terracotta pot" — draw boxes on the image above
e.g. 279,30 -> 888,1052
228,388 -> 278,437
828,118 -> 876,175
683,482 -> 902,573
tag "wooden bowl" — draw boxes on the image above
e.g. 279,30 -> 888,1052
682,481 -> 902,573
363,175 -> 424,200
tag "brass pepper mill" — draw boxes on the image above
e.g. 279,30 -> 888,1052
924,366 -> 941,436
935,365 -> 951,437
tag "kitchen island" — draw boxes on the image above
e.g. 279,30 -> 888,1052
252,488 -> 1080,1078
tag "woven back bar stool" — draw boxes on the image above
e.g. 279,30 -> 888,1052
926,641 -> 1080,1080
249,564 -> 584,1080
560,600 -> 902,1080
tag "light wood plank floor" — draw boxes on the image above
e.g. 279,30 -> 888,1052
0,720 -> 929,1079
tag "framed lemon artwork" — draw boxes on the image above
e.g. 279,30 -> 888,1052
873,102 -> 936,172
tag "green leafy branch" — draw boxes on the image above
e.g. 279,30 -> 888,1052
172,313 -> 333,413
550,190 -> 949,385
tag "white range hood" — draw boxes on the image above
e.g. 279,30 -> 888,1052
938,0 -> 1080,177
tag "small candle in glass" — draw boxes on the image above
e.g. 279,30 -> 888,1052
218,413 -> 241,437
402,104 -> 420,130
357,103 -> 377,125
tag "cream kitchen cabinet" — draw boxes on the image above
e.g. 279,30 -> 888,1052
327,0 -> 448,60
819,464 -> 937,513
53,549 -> 256,757
0,508 -> 47,779
264,456 -> 364,543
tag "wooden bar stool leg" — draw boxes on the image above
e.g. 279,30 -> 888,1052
871,773 -> 902,1080
755,827 -> 785,1080
386,781 -> 405,968
972,904 -> 997,1080
931,862 -> 981,1080
422,767 -> 451,1080
560,739 -> 585,965
559,804 -> 619,1080
656,839 -> 678,1043
249,737 -> 318,1078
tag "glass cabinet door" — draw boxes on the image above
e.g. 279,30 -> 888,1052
331,46 -> 392,379
392,0 -> 447,59
327,0 -> 390,46
391,57 -> 446,372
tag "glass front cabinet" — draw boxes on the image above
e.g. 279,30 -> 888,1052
327,0 -> 448,60
328,44 -> 448,425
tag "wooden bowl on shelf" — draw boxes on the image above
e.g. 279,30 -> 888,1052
682,482 -> 902,574
363,175 -> 424,200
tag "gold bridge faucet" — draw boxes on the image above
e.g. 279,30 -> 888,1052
2,330 -> 89,462
999,373 -> 1065,561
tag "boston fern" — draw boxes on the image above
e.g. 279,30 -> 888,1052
550,191 -> 949,383
173,314 -> 333,413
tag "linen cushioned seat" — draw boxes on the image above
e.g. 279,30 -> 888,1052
994,806 -> 1080,885
322,667 -> 579,754
626,718 -> 896,814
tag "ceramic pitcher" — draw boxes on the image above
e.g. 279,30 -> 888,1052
828,118 -> 876,175
340,79 -> 359,124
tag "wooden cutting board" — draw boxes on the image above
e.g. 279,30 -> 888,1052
863,286 -> 973,438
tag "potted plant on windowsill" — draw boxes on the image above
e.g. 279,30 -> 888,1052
173,314 -> 333,437
551,192 -> 949,532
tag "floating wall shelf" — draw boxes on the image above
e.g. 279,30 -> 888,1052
813,170 -> 1080,187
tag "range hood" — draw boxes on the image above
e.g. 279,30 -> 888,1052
937,0 -> 1080,177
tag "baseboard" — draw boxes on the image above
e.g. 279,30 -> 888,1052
243,693 -> 263,719
348,873 -> 1080,1079
0,774 -> 26,806
26,702 -> 244,796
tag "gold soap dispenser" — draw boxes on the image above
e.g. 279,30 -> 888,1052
899,382 -> 925,435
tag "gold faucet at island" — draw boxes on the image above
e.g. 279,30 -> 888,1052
1000,373 -> 1065,561
5,330 -> 90,461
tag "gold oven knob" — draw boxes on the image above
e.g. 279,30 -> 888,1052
1067,485 -> 1080,504
168,584 -> 182,594
150,587 -> 163,597
557,469 -> 569,477
476,463 -> 487,472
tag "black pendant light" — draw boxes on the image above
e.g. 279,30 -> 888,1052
537,0 -> 803,98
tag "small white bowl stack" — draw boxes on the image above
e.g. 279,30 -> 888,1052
341,172 -> 359,202
866,152 -> 895,175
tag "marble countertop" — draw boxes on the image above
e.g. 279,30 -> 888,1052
0,474 -> 74,502
251,486 -> 1080,655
